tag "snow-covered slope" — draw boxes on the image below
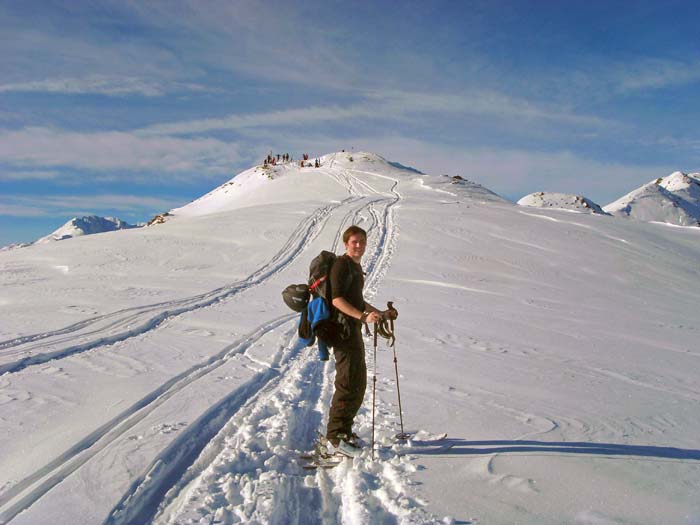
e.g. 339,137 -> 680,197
517,191 -> 606,214
35,215 -> 137,243
1,152 -> 699,525
604,171 -> 700,226
171,151 -> 468,217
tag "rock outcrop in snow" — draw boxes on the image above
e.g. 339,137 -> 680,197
418,174 -> 509,203
0,242 -> 32,252
517,192 -> 606,214
603,171 -> 700,226
36,215 -> 137,244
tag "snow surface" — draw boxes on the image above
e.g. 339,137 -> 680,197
1,152 -> 699,525
518,192 -> 606,214
604,171 -> 700,226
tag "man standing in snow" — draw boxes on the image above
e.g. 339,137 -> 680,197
326,225 -> 397,453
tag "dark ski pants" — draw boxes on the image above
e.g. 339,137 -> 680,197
326,328 -> 367,442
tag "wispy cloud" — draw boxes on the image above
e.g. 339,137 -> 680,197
0,75 -> 215,97
139,104 -> 376,135
612,58 -> 700,93
121,0 -> 362,91
653,136 -> 700,151
0,170 -> 62,181
366,90 -> 609,127
0,203 -> 49,218
0,193 -> 179,218
140,89 -> 609,136
545,57 -> 700,105
0,75 -> 165,97
0,127 -> 243,178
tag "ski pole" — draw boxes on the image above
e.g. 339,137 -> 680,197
387,301 -> 409,440
371,321 -> 378,460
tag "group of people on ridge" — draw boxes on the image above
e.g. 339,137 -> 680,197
262,152 -> 322,169
263,153 -> 291,167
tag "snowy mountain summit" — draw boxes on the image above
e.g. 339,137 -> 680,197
517,192 -> 606,214
36,215 -> 137,243
172,151 -> 507,218
603,171 -> 700,226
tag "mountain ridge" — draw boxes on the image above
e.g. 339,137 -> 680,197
34,215 -> 137,245
603,171 -> 700,226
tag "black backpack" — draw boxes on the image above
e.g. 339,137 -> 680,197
308,250 -> 337,300
281,250 -> 338,312
281,251 -> 352,346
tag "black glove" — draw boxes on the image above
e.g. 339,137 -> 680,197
384,307 -> 398,320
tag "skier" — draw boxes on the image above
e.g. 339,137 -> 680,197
326,225 -> 397,455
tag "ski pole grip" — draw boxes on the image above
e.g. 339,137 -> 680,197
387,301 -> 395,330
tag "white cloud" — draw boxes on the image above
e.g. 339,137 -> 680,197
0,75 -> 165,97
0,170 -> 62,181
140,89 -> 609,137
0,193 -> 179,217
545,57 -> 700,104
139,104 -> 378,135
0,75 -> 216,97
612,58 -> 700,93
367,90 -> 609,127
0,203 -> 49,217
121,0 -> 360,91
0,127 -> 242,177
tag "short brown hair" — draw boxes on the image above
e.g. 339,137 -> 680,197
342,225 -> 367,243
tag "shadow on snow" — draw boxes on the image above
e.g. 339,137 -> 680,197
410,439 -> 700,462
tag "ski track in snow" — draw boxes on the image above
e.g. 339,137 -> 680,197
101,165 -> 443,525
0,316 -> 295,524
0,196 -> 357,376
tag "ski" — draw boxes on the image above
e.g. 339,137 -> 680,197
395,431 -> 447,443
300,454 -> 344,470
301,458 -> 341,469
392,432 -> 451,455
299,433 -> 358,470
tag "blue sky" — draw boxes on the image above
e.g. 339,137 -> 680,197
1,0 -> 699,245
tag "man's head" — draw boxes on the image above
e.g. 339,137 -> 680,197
343,225 -> 367,262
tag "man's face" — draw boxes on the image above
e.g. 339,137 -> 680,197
345,233 -> 367,260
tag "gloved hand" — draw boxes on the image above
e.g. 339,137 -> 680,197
383,307 -> 398,320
